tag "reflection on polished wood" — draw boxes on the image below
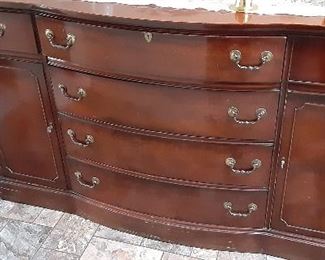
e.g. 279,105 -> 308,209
0,1 -> 325,260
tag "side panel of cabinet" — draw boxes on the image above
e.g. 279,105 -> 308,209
272,90 -> 325,239
0,58 -> 66,188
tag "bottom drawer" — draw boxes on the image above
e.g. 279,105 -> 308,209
67,158 -> 267,228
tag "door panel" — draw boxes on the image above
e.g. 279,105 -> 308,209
0,58 -> 66,188
272,89 -> 325,239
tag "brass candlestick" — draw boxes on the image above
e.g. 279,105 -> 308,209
229,0 -> 258,12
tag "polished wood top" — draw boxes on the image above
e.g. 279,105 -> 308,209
0,0 -> 324,32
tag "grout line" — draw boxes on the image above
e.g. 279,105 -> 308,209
160,251 -> 165,260
140,239 -> 173,253
216,250 -> 219,260
30,210 -> 65,259
39,248 -> 81,258
74,216 -> 100,259
0,217 -> 10,233
0,217 -> 55,229
141,237 -> 195,256
93,225 -> 145,246
79,222 -> 101,258
139,237 -> 145,245
31,207 -> 45,223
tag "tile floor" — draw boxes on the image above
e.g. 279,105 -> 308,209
0,199 -> 285,260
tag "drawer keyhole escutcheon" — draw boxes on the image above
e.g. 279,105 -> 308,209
74,171 -> 100,189
230,49 -> 273,71
67,129 -> 94,147
224,202 -> 258,217
0,23 -> 6,37
45,29 -> 76,49
58,84 -> 86,102
280,157 -> 286,169
144,32 -> 153,43
47,123 -> 54,134
228,106 -> 267,125
225,157 -> 262,175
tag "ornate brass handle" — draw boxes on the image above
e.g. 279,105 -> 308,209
74,171 -> 100,188
0,24 -> 6,37
228,106 -> 267,125
223,202 -> 258,217
225,157 -> 262,175
230,50 -> 273,71
58,84 -> 86,101
67,129 -> 94,147
45,29 -> 76,50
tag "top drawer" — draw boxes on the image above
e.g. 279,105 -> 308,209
290,37 -> 325,84
36,16 -> 286,84
0,12 -> 37,54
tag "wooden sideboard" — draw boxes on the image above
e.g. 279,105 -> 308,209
0,1 -> 324,259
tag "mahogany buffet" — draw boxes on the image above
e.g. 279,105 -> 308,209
0,0 -> 324,259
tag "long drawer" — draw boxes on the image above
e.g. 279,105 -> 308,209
68,158 -> 267,228
0,12 -> 37,54
51,67 -> 279,141
60,114 -> 272,189
37,16 -> 286,84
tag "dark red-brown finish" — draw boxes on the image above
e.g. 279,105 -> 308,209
0,1 -> 324,259
37,17 -> 286,84
68,158 -> 267,228
272,90 -> 325,240
290,37 -> 325,84
60,114 -> 272,189
0,12 -> 37,55
0,58 -> 65,188
51,67 -> 279,141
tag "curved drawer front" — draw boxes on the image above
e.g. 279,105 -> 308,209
0,13 -> 37,54
60,115 -> 272,189
51,67 -> 279,141
68,158 -> 267,227
37,16 -> 286,84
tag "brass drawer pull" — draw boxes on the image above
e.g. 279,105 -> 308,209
224,202 -> 258,217
58,84 -> 86,101
228,106 -> 267,125
230,49 -> 273,71
67,129 -> 94,147
45,29 -> 76,50
0,24 -> 6,37
74,171 -> 100,188
225,157 -> 262,175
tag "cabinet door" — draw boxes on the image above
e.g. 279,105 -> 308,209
0,58 -> 66,188
272,91 -> 325,239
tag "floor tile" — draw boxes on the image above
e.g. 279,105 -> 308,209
34,208 -> 63,227
42,213 -> 98,255
32,248 -> 79,260
95,225 -> 143,245
80,237 -> 163,260
0,200 -> 42,222
0,200 -> 15,215
218,251 -> 266,260
191,247 -> 219,260
169,244 -> 193,256
0,220 -> 51,260
142,238 -> 174,251
162,252 -> 199,260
